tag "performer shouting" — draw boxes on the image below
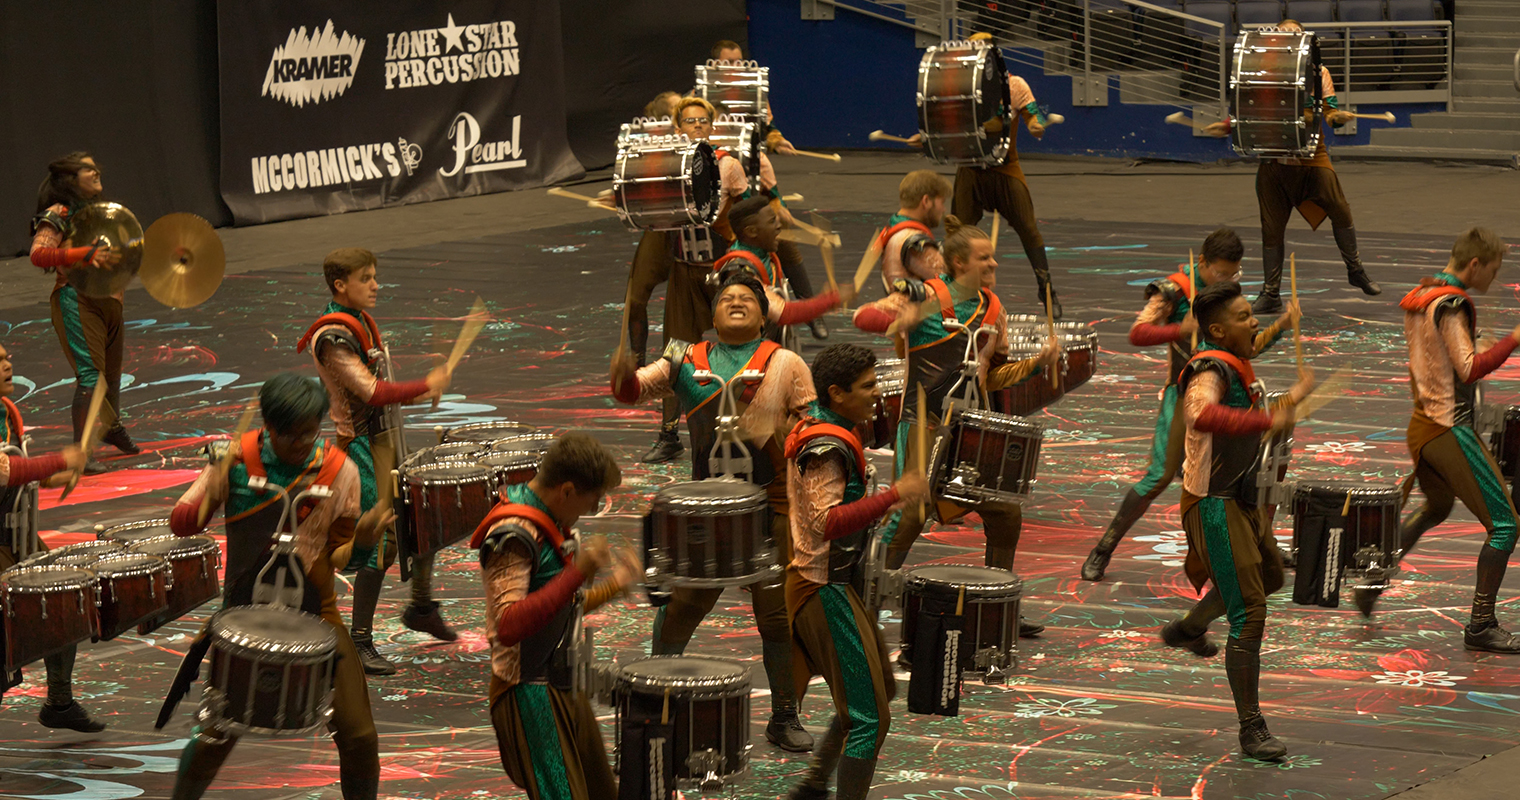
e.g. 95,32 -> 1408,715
946,33 -> 1062,319
1201,19 -> 1380,313
167,373 -> 387,799
29,152 -> 139,473
1164,281 -> 1313,760
784,343 -> 929,800
1361,229 -> 1520,652
612,273 -> 816,752
852,216 -> 1058,636
712,196 -> 841,340
474,432 -> 635,800
636,96 -> 749,465
0,342 -> 100,731
298,248 -> 453,675
879,170 -> 952,288
1082,229 -> 1298,581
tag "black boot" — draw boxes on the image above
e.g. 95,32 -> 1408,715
100,426 -> 141,455
41,647 -> 105,732
1465,544 -> 1520,653
836,755 -> 879,800
1225,637 -> 1286,759
1252,246 -> 1285,314
1037,281 -> 1063,320
627,304 -> 650,367
402,600 -> 458,642
1018,617 -> 1045,638
1083,489 -> 1152,581
349,567 -> 397,675
1334,225 -> 1381,296
762,640 -> 814,752
1160,618 -> 1219,658
640,428 -> 683,464
809,317 -> 830,340
1352,586 -> 1382,618
351,633 -> 397,676
788,716 -> 844,800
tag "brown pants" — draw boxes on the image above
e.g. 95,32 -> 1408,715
50,285 -> 125,439
791,583 -> 894,758
491,684 -> 616,800
654,260 -> 718,434
653,513 -> 793,649
1182,497 -> 1284,643
952,167 -> 1052,288
625,230 -> 674,366
173,620 -> 379,800
1256,161 -> 1353,248
1403,426 -> 1519,555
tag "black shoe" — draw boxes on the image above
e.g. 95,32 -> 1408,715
352,634 -> 398,676
765,710 -> 815,752
1277,546 -> 1296,569
1347,269 -> 1382,296
808,317 -> 830,340
1251,292 -> 1284,314
39,700 -> 106,733
82,461 -> 110,475
788,784 -> 830,800
1081,547 -> 1112,582
100,427 -> 141,456
640,432 -> 683,464
1464,621 -> 1520,654
1041,287 -> 1063,320
1018,617 -> 1045,638
1352,587 -> 1381,619
402,601 -> 459,642
1160,618 -> 1219,658
1238,714 -> 1288,760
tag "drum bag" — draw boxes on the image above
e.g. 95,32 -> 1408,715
641,513 -> 671,608
618,719 -> 676,800
907,595 -> 964,717
1292,494 -> 1348,608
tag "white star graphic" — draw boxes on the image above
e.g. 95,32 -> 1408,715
439,13 -> 466,53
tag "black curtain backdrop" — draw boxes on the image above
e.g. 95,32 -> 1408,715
0,0 -> 228,257
0,1 -> 746,254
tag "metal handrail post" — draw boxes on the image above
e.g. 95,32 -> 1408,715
1217,32 -> 1227,123
1084,0 -> 1093,80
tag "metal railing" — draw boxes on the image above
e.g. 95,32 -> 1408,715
1253,20 -> 1452,112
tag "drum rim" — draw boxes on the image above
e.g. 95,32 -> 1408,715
478,450 -> 539,468
652,479 -> 768,512
98,518 -> 174,537
616,654 -> 751,697
91,552 -> 171,577
905,564 -> 1024,596
442,420 -> 537,443
400,462 -> 495,483
488,433 -> 556,454
210,605 -> 338,660
1293,480 -> 1402,500
127,534 -> 219,558
0,564 -> 98,591
954,407 -> 1046,433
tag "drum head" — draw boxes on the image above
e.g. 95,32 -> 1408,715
479,450 -> 537,470
211,606 -> 335,656
655,479 -> 766,510
908,564 -> 1022,594
489,433 -> 555,454
2,565 -> 95,590
47,540 -> 124,566
958,408 -> 1044,435
100,519 -> 174,542
419,442 -> 486,461
404,463 -> 491,483
1295,480 -> 1401,502
93,553 -> 166,577
622,655 -> 748,686
443,421 -> 537,443
129,534 -> 218,558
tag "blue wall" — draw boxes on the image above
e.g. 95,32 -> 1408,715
748,0 -> 1443,162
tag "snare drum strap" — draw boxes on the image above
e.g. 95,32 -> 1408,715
470,503 -> 571,565
921,279 -> 1003,335
713,248 -> 777,288
296,310 -> 384,359
784,422 -> 867,483
878,220 -> 935,252
228,431 -> 346,524
687,340 -> 784,413
1183,350 -> 1259,403
1163,272 -> 1195,302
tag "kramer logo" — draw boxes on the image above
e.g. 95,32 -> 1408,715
263,20 -> 365,108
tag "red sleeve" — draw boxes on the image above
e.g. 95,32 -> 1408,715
1468,335 -> 1519,383
853,305 -> 896,334
30,246 -> 93,270
4,454 -> 66,486
495,565 -> 587,646
1129,322 -> 1182,347
823,487 -> 901,541
170,501 -> 205,536
1194,403 -> 1273,435
777,290 -> 840,326
611,373 -> 640,404
366,378 -> 430,407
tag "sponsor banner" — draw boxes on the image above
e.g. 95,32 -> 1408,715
218,0 -> 582,225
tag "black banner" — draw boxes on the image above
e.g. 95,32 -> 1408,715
217,0 -> 582,225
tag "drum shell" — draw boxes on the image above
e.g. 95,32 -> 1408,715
478,451 -> 539,497
917,42 -> 1011,166
932,409 -> 1044,505
98,518 -> 176,547
615,655 -> 751,787
92,554 -> 171,640
0,566 -> 99,672
646,482 -> 773,587
613,139 -> 720,231
205,606 -> 337,736
1230,29 -> 1323,157
400,465 -> 496,557
695,62 -> 769,121
900,565 -> 1022,675
127,535 -> 222,634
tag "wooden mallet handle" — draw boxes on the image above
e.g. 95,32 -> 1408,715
790,150 -> 842,162
868,130 -> 917,145
1165,111 -> 1194,128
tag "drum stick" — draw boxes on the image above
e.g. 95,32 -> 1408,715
198,399 -> 259,523
60,381 -> 109,501
789,216 -> 838,244
868,130 -> 917,145
956,585 -> 965,616
1046,284 -> 1059,390
1189,249 -> 1198,352
445,297 -> 489,373
1347,111 -> 1396,123
1290,253 -> 1304,370
990,216 -> 1000,253
1341,491 -> 1353,517
434,425 -> 446,445
1046,113 -> 1066,125
776,228 -> 826,247
789,149 -> 842,162
781,193 -> 804,203
854,228 -> 885,293
916,383 -> 928,522
661,688 -> 671,725
819,240 -> 840,296
1164,111 -> 1194,128
1294,367 -> 1352,421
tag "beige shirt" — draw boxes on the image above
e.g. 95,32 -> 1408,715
1406,298 -> 1486,428
630,346 -> 816,443
787,452 -> 850,586
309,328 -> 381,440
1181,370 -> 1226,498
481,514 -> 546,688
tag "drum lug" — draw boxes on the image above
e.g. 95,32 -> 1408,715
974,647 -> 1009,685
687,750 -> 726,792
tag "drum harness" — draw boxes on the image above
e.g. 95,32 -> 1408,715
2,436 -> 41,562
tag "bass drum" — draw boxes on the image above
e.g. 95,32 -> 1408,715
917,39 -> 1011,166
1230,27 -> 1324,158
613,136 -> 721,231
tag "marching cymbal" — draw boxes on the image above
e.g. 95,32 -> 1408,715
141,213 -> 225,308
67,202 -> 144,298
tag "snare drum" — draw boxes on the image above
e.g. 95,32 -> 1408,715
1291,481 -> 1402,607
615,655 -> 751,790
613,135 -> 722,231
1230,28 -> 1324,158
618,117 -> 676,147
708,116 -> 761,189
901,564 -> 1023,682
442,420 -> 537,445
128,535 -> 221,634
1255,390 -> 1295,510
929,408 -> 1044,507
917,39 -> 1012,166
399,462 -> 496,557
92,553 -> 170,640
1485,404 -> 1520,478
644,480 -> 775,588
201,605 -> 336,736
0,566 -> 98,672
97,518 -> 175,547
694,60 -> 770,121
42,539 -> 125,568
